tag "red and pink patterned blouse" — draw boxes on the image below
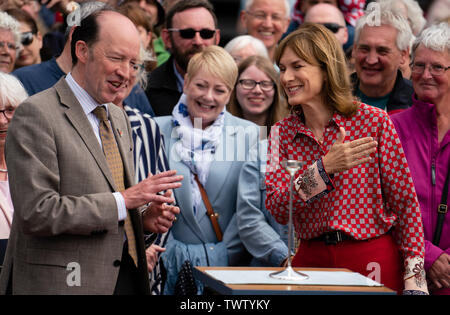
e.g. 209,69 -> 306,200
265,102 -> 425,280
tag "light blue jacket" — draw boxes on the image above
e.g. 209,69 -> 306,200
155,113 -> 258,294
237,140 -> 289,267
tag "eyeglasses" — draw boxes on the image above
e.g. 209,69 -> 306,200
238,79 -> 275,91
246,10 -> 285,23
320,23 -> 344,34
105,55 -> 144,74
0,41 -> 17,51
0,108 -> 15,120
410,62 -> 450,76
168,28 -> 216,39
21,31 -> 36,46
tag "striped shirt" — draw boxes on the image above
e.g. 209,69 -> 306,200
124,105 -> 170,295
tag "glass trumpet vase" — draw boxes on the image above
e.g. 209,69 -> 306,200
269,160 -> 309,281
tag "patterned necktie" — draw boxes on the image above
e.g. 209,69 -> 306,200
93,106 -> 138,266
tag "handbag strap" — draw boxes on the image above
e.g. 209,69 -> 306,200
193,174 -> 223,242
432,162 -> 450,246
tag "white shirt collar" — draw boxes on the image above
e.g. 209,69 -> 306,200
65,72 -> 109,116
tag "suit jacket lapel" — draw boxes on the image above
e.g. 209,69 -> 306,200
55,79 -> 116,191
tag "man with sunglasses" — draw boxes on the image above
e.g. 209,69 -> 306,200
304,3 -> 348,47
145,0 -> 220,117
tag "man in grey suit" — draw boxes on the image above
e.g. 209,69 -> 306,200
0,9 -> 183,295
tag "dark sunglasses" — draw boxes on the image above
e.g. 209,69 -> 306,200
168,28 -> 216,39
321,23 -> 344,34
21,31 -> 36,46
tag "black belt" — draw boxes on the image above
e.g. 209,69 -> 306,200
310,231 -> 353,245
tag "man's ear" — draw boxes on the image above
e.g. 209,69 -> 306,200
399,47 -> 410,67
214,29 -> 221,45
161,28 -> 172,52
75,40 -> 89,64
282,18 -> 291,34
351,44 -> 357,60
239,10 -> 248,32
36,31 -> 43,50
342,28 -> 349,46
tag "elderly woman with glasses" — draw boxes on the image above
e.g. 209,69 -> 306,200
391,23 -> 450,295
155,45 -> 259,294
266,23 -> 428,295
0,72 -> 28,268
5,8 -> 42,70
0,11 -> 21,73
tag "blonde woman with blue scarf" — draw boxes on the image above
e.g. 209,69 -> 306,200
155,46 -> 259,294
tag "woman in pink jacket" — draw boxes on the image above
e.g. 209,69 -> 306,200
392,22 -> 450,295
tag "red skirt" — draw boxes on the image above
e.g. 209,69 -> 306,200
292,233 -> 404,294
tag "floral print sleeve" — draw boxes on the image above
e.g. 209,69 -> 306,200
265,118 -> 335,226
294,158 -> 334,203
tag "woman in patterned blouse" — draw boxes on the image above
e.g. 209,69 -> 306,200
266,23 -> 428,294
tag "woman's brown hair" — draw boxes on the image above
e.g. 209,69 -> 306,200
275,22 -> 357,116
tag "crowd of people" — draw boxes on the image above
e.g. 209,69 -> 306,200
0,0 -> 448,296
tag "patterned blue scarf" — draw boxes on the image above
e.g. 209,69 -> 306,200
172,94 -> 225,211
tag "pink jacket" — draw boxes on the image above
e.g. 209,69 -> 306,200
392,96 -> 450,272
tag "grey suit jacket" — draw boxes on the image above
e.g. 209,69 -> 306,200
0,78 -> 149,294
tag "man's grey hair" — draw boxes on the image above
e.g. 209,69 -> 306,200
0,11 -> 21,53
244,0 -> 291,19
411,22 -> 450,61
224,35 -> 269,59
0,71 -> 28,109
376,0 -> 426,36
354,4 -> 413,52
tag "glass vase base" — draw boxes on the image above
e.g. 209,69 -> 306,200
269,266 -> 309,281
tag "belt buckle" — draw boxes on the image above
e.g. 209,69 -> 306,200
336,231 -> 342,242
324,231 -> 343,245
325,232 -> 337,245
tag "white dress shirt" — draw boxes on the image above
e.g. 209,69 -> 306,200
65,73 -> 127,221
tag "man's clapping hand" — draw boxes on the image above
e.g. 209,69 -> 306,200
121,170 -> 183,210
142,190 -> 180,234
